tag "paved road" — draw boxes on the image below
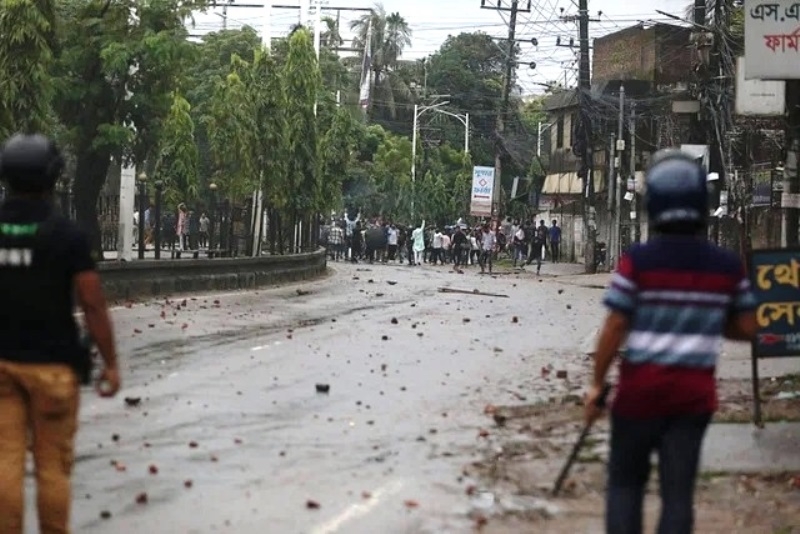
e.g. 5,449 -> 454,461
23,261 -> 601,533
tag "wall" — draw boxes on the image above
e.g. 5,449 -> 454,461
539,202 -> 583,263
593,25 -> 656,85
654,25 -> 693,87
99,248 -> 327,301
593,24 -> 692,87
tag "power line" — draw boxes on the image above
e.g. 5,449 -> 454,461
480,0 -> 532,215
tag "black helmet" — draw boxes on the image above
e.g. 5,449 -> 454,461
645,149 -> 708,229
0,134 -> 64,193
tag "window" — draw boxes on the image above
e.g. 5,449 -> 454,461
556,115 -> 564,149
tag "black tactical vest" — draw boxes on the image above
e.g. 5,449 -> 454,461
0,209 -> 82,365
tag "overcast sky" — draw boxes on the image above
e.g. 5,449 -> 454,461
193,0 -> 691,95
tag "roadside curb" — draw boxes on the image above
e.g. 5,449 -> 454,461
98,247 -> 327,301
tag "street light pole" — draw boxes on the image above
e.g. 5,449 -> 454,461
154,181 -> 163,260
411,103 -> 418,219
465,112 -> 470,155
427,107 -> 470,155
410,99 -> 454,218
209,183 -> 218,258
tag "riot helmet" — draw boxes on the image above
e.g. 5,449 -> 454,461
0,134 -> 64,194
645,149 -> 708,233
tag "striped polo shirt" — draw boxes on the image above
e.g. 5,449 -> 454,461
603,236 -> 756,418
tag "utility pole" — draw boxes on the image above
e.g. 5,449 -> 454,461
481,0 -> 531,217
614,85 -> 624,265
221,0 -> 230,30
576,0 -> 595,273
607,132 -> 616,270
630,102 -> 639,243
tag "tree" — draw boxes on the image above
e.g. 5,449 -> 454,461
350,3 -> 413,126
249,47 -> 286,210
204,55 -> 258,201
320,106 -> 356,212
425,32 -> 507,168
155,92 -> 199,207
184,27 -> 262,193
281,28 -> 322,245
52,0 -> 204,257
0,0 -> 56,138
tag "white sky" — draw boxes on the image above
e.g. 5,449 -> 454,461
192,0 -> 691,95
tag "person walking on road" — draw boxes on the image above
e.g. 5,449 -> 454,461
527,219 -> 548,275
585,150 -> 757,534
478,223 -> 496,275
549,219 -> 561,262
451,226 -> 468,273
0,134 -> 121,534
411,219 -> 425,266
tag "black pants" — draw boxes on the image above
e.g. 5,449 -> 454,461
607,413 -> 711,534
479,250 -> 492,272
388,244 -> 398,260
453,246 -> 466,267
551,241 -> 560,262
527,242 -> 543,270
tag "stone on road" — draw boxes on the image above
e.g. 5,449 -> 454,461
26,261 -> 602,533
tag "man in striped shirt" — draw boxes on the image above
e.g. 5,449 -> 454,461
585,150 -> 757,534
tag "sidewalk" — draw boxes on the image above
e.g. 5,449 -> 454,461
102,247 -> 233,261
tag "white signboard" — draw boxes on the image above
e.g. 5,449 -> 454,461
736,56 -> 786,114
470,166 -> 495,217
744,1 -> 800,79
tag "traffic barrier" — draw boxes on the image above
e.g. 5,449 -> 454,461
98,248 -> 327,301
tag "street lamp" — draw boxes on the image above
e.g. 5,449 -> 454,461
153,180 -> 163,259
137,172 -> 147,260
430,108 -> 470,155
411,99 -> 450,218
209,183 -> 218,258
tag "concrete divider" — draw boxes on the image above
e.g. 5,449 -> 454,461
98,248 -> 327,301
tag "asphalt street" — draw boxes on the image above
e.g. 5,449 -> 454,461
24,261 -> 602,533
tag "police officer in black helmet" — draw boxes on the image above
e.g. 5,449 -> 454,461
585,150 -> 757,533
0,134 -> 121,533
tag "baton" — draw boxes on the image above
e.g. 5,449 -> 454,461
552,383 -> 612,496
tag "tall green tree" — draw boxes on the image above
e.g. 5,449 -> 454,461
320,106 -> 356,212
350,3 -> 413,125
249,47 -> 286,210
52,0 -> 204,257
281,28 -> 322,225
0,0 -> 56,138
425,32 -> 507,168
204,55 -> 258,200
184,27 -> 262,193
155,92 -> 198,207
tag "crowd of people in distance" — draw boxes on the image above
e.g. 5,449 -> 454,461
320,214 -> 562,276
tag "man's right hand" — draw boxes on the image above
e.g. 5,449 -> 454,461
96,366 -> 121,397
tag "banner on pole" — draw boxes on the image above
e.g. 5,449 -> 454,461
470,166 -> 495,217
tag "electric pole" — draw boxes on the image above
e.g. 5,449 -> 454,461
614,85 -> 624,265
481,0 -> 531,218
572,0 -> 596,272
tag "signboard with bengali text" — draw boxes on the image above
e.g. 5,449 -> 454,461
744,2 -> 800,79
470,166 -> 495,217
750,248 -> 800,357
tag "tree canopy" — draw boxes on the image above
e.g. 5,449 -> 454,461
0,0 -> 545,255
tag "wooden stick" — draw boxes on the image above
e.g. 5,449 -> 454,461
438,287 -> 509,298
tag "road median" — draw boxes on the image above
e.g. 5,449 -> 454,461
98,248 -> 327,301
